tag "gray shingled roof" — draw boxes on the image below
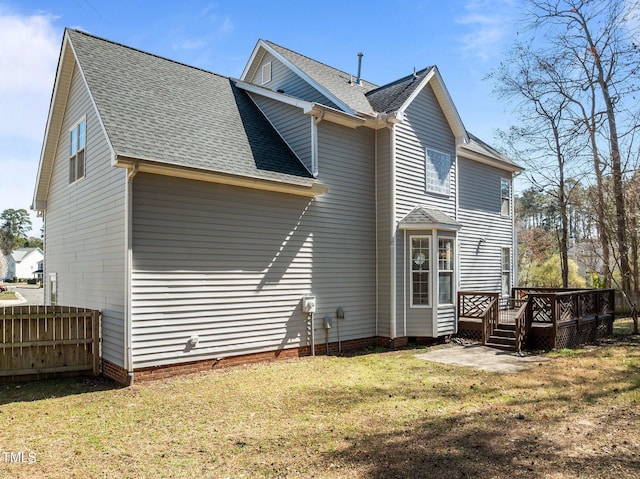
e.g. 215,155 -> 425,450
68,30 -> 313,185
264,40 -> 379,115
399,206 -> 461,227
366,67 -> 434,114
462,132 -> 523,171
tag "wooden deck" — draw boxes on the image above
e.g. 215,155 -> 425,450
458,289 -> 615,351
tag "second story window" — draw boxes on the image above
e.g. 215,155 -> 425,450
501,178 -> 511,216
425,149 -> 451,196
69,118 -> 86,184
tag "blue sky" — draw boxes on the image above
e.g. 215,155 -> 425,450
0,0 -> 523,235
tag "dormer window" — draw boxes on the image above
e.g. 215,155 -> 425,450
261,62 -> 272,85
69,118 -> 86,184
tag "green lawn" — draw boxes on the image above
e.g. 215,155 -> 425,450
0,319 -> 638,478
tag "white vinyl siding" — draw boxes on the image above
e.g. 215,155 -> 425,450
250,52 -> 340,108
394,86 -> 456,338
458,157 -> 514,293
249,93 -> 313,173
43,64 -> 127,366
130,121 -> 376,368
375,128 -> 392,338
394,85 -> 457,221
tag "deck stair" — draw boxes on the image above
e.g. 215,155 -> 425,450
486,323 -> 518,351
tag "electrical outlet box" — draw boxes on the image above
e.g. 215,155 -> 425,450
324,317 -> 333,329
302,296 -> 316,313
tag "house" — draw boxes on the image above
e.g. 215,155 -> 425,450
4,248 -> 44,281
32,30 -> 522,384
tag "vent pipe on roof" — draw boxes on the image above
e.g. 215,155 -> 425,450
356,52 -> 363,85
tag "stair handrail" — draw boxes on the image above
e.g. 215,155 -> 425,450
481,296 -> 499,345
512,297 -> 529,353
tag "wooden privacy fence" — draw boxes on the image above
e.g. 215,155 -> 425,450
0,306 -> 100,382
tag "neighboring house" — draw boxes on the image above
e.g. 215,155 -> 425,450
33,30 -> 522,384
4,248 -> 44,281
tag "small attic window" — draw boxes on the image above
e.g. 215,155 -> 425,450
262,62 -> 272,85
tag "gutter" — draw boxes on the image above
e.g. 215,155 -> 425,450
114,156 -> 328,197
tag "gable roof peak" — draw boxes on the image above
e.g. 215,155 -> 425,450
365,66 -> 434,115
243,39 -> 379,116
66,28 -> 226,80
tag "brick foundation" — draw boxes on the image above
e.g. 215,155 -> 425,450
101,359 -> 132,385
101,335 -> 417,384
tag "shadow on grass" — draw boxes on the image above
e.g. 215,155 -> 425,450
322,409 -> 640,479
299,337 -> 640,478
0,375 -> 123,406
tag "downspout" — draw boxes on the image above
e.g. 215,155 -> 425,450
454,150 -> 460,334
389,123 -> 397,342
511,173 -> 518,290
374,129 -> 379,338
124,161 -> 139,384
311,111 -> 324,177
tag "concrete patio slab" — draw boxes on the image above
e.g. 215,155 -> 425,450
416,343 -> 551,373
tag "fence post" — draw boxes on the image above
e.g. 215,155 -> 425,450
551,295 -> 558,348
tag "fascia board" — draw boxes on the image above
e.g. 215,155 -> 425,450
240,40 -> 265,81
236,81 -> 367,129
32,30 -> 118,211
114,156 -> 329,197
32,32 -> 71,212
234,79 -> 314,110
459,148 -> 524,174
399,222 -> 462,232
305,105 -> 367,129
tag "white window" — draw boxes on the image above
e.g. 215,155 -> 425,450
69,118 -> 86,184
261,62 -> 272,85
438,238 -> 454,304
410,236 -> 430,306
502,247 -> 511,297
501,178 -> 511,216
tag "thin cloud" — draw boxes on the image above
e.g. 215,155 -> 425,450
456,0 -> 517,61
0,10 -> 59,138
173,38 -> 207,51
0,10 -> 57,231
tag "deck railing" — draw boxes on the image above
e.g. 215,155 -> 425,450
458,292 -> 498,343
459,288 -> 615,350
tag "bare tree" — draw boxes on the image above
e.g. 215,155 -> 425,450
490,42 -> 584,287
525,0 -> 640,328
